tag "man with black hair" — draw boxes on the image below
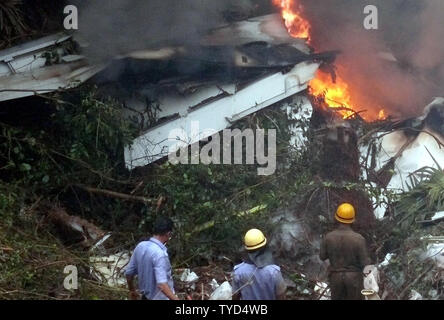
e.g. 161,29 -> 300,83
125,217 -> 179,300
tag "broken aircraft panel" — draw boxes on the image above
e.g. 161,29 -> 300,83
0,14 -> 329,173
93,42 -> 330,100
0,32 -> 103,102
201,13 -> 309,51
124,61 -> 320,168
117,16 -> 333,169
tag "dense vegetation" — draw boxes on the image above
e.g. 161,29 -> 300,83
0,87 -> 315,298
0,86 -> 442,299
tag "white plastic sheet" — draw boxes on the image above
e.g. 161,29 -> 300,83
180,269 -> 199,282
209,281 -> 232,300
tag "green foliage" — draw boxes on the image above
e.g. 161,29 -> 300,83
395,166 -> 444,230
379,163 -> 444,299
0,87 -> 140,299
51,88 -> 138,177
0,0 -> 66,50
0,91 -> 323,297
0,87 -> 138,189
136,103 -> 310,264
0,186 -> 126,300
0,0 -> 28,44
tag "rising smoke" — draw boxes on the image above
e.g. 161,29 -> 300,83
74,0 -> 269,62
300,0 -> 444,118
75,0 -> 443,117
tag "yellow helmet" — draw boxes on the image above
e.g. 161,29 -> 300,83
335,203 -> 355,224
244,229 -> 267,250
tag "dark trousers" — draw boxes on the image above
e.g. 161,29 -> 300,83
329,272 -> 364,300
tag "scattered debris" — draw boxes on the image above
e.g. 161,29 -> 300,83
90,233 -> 112,254
174,264 -> 231,300
409,289 -> 423,300
360,98 -> 444,221
48,207 -> 107,248
0,33 -> 102,102
423,243 -> 444,270
89,252 -> 130,287
284,96 -> 313,148
379,253 -> 395,268
431,211 -> 444,222
363,265 -> 380,296
428,289 -> 439,300
209,281 -> 232,300
209,279 -> 219,291
180,269 -> 199,283
314,282 -> 330,300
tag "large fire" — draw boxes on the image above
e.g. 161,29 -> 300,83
274,0 -> 386,121
273,0 -> 310,39
309,70 -> 356,119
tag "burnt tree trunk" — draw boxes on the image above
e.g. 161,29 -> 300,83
312,121 -> 376,236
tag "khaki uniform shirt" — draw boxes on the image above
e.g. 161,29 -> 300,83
320,227 -> 370,273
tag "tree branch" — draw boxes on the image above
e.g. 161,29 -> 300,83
75,185 -> 154,204
399,264 -> 434,299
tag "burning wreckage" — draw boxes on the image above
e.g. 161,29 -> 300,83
1,11 -> 443,300
1,14 -> 331,169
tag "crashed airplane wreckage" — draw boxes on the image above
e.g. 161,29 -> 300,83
0,14 -> 334,169
0,33 -> 101,101
2,12 -> 443,297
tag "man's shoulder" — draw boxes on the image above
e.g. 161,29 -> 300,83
234,262 -> 247,271
327,228 -> 364,239
234,262 -> 255,274
136,240 -> 166,255
134,240 -> 150,250
262,264 -> 282,278
324,230 -> 339,239
346,229 -> 366,241
263,264 -> 281,272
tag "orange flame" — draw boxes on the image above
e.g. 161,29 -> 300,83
273,0 -> 386,121
378,109 -> 387,120
309,70 -> 355,119
273,0 -> 310,39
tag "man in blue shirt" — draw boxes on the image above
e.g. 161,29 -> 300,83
125,217 -> 179,300
232,229 -> 286,300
